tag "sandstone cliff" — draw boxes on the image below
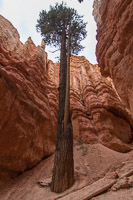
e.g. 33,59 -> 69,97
50,56 -> 133,153
0,15 -> 58,184
93,0 -> 133,113
70,57 -> 133,152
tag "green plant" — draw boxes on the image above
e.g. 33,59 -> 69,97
76,140 -> 84,146
77,142 -> 88,156
82,146 -> 88,156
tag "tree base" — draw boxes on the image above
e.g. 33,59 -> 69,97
51,123 -> 74,193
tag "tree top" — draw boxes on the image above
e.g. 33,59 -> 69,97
36,2 -> 87,55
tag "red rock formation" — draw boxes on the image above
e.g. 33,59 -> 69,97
0,15 -> 58,184
69,56 -> 133,152
0,14 -> 133,186
51,56 -> 133,153
93,0 -> 133,113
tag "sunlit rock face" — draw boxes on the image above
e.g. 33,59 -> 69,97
0,15 -> 58,184
93,0 -> 133,113
52,56 -> 133,153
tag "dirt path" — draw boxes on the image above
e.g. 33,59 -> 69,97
0,143 -> 132,200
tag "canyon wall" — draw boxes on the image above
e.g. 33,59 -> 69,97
50,56 -> 133,153
0,14 -> 133,185
0,15 -> 58,184
93,0 -> 133,113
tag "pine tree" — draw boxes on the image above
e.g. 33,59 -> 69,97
36,2 -> 87,193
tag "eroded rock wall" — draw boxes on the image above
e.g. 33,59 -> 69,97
51,56 -> 133,153
93,0 -> 133,113
0,14 -> 133,185
70,57 -> 133,152
0,15 -> 58,184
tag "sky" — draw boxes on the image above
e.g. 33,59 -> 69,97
0,0 -> 97,64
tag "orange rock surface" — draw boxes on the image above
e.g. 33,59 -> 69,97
51,56 -> 133,153
0,15 -> 58,184
93,0 -> 133,113
70,56 -> 133,152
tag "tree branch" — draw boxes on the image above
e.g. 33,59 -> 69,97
49,49 -> 60,53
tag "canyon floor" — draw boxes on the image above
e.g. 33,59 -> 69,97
0,140 -> 133,200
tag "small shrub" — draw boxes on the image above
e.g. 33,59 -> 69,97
76,140 -> 83,145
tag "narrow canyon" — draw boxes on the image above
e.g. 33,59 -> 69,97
0,0 -> 133,199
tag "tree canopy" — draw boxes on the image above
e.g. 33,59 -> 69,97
36,2 -> 87,55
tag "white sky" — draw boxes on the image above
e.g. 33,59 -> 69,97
0,0 -> 97,64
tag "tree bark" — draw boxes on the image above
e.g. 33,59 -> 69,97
51,24 -> 74,193
51,123 -> 74,193
64,24 -> 71,131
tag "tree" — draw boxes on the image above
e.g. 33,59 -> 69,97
36,2 -> 87,193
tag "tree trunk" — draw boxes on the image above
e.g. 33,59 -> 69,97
64,24 -> 71,131
51,24 -> 74,193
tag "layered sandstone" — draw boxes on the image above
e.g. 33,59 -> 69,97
51,56 -> 133,153
70,56 -> 133,152
93,0 -> 133,113
0,15 -> 58,184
